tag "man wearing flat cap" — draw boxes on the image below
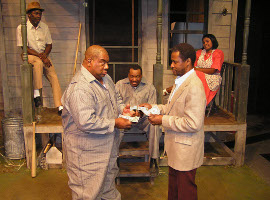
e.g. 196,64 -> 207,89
16,2 -> 63,115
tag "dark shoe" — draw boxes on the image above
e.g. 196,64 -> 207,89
58,110 -> 62,116
34,96 -> 42,107
150,158 -> 159,177
58,106 -> 63,116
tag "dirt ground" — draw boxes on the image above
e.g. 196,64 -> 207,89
1,152 -> 270,200
1,112 -> 270,199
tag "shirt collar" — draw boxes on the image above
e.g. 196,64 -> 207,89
81,65 -> 98,83
27,20 -> 41,29
175,68 -> 194,85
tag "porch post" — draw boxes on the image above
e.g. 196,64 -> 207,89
153,0 -> 163,104
20,0 -> 34,123
237,0 -> 251,123
242,0 -> 251,65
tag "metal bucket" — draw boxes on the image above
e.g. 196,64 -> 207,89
1,117 -> 25,159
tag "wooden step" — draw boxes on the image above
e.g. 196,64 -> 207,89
118,162 -> 150,177
119,141 -> 149,156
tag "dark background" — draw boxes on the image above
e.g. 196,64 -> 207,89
234,0 -> 269,114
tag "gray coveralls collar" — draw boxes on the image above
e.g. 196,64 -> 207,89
122,77 -> 147,90
78,65 -> 107,88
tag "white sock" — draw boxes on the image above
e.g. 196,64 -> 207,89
58,106 -> 63,111
34,89 -> 40,98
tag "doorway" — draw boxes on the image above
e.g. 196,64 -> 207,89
86,0 -> 141,83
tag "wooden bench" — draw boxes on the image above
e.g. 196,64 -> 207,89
23,107 -> 63,171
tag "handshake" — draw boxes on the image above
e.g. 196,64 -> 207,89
115,103 -> 162,129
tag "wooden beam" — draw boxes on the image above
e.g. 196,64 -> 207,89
242,0 -> 251,65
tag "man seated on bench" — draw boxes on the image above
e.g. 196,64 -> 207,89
16,2 -> 63,115
115,65 -> 161,167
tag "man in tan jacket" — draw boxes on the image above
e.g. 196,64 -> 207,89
141,43 -> 206,200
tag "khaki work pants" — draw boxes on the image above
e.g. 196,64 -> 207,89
28,55 -> 62,107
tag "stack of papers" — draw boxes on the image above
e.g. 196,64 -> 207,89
120,105 -> 161,122
119,115 -> 140,123
131,105 -> 161,116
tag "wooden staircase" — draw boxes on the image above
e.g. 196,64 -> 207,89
117,140 -> 154,185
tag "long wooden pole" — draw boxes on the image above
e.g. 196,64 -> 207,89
73,23 -> 82,76
31,122 -> 36,177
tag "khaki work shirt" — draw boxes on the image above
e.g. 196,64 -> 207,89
17,20 -> 52,53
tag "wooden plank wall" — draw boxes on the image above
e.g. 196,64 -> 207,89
0,0 -> 83,114
141,0 -> 175,90
208,0 -> 238,62
141,0 -> 157,85
0,1 -> 8,113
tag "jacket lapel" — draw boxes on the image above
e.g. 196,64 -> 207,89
166,72 -> 195,115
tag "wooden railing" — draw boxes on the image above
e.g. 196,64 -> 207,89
216,62 -> 250,123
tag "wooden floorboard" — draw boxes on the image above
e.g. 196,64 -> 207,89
204,108 -> 238,125
119,162 -> 151,177
36,107 -> 62,126
204,108 -> 246,131
30,107 -> 243,129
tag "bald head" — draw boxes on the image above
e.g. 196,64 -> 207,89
85,45 -> 109,61
82,45 -> 110,83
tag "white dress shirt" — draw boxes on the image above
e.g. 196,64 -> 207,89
169,68 -> 195,101
17,20 -> 52,53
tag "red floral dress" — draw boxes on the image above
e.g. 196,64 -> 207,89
195,49 -> 224,105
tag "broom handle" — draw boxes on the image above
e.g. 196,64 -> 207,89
73,23 -> 82,76
31,122 -> 36,178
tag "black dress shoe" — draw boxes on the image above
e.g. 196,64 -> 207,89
58,109 -> 62,116
58,106 -> 63,116
34,96 -> 42,107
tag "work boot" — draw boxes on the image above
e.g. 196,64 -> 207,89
34,96 -> 42,107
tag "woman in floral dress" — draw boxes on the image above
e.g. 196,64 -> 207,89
195,34 -> 224,105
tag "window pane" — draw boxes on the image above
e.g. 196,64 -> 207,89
170,22 -> 203,48
187,34 -> 203,50
169,0 -> 207,68
88,0 -> 140,81
106,48 -> 138,62
93,0 -> 138,46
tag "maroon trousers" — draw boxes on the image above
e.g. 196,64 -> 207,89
168,167 -> 198,200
